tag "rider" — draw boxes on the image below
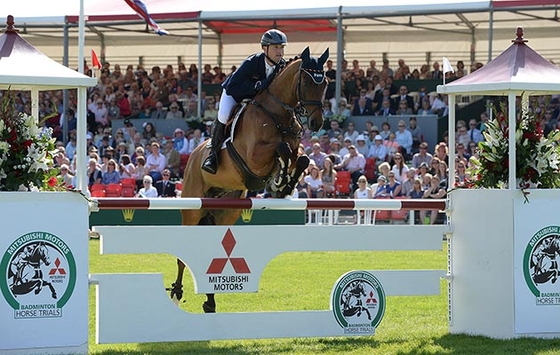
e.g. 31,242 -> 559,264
10,245 -> 33,285
201,29 -> 288,174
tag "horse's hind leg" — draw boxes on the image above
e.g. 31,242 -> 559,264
199,213 -> 217,313
42,280 -> 57,299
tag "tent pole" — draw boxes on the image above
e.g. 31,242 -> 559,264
488,9 -> 494,63
448,94 -> 456,191
77,0 -> 88,194
335,6 -> 343,114
508,92 -> 516,189
198,19 -> 203,120
63,21 -> 69,146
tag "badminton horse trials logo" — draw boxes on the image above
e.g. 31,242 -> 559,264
331,271 -> 385,335
523,226 -> 560,305
0,232 -> 77,319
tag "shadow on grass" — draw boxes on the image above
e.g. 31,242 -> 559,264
92,334 -> 560,355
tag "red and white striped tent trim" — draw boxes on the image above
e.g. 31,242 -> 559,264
93,198 -> 446,211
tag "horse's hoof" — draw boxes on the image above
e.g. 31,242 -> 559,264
52,293 -> 57,299
35,288 -> 40,295
202,302 -> 216,313
167,283 -> 183,302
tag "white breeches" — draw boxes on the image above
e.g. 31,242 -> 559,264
217,92 -> 237,124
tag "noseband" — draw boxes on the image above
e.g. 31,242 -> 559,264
255,62 -> 326,138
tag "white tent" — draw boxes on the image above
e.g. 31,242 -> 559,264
0,16 -> 96,193
437,26 -> 560,188
3,0 -> 560,69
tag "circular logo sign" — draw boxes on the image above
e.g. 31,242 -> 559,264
523,226 -> 560,305
0,232 -> 76,318
331,270 -> 386,334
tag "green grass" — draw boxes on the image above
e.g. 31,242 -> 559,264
88,239 -> 560,355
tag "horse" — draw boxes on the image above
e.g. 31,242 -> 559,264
171,47 -> 329,312
341,280 -> 372,320
9,242 -> 57,299
532,236 -> 560,285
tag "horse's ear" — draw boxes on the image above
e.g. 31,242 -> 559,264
301,47 -> 311,61
318,48 -> 329,66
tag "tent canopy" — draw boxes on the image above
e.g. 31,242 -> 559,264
0,16 -> 96,90
3,0 -> 560,68
437,27 -> 560,95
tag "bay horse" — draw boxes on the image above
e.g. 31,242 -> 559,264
172,47 -> 329,312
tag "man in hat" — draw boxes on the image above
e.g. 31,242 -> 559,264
201,29 -> 288,174
368,135 -> 388,166
329,138 -> 342,165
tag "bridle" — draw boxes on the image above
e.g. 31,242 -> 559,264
253,61 -> 326,138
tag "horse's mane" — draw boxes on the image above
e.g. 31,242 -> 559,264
278,55 -> 301,74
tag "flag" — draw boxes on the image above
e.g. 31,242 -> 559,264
442,57 -> 454,74
124,0 -> 169,36
91,49 -> 101,69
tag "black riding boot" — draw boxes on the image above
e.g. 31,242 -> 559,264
201,121 -> 226,174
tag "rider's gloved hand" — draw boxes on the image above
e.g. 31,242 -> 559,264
254,77 -> 272,91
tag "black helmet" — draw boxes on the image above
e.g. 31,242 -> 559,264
261,29 -> 287,46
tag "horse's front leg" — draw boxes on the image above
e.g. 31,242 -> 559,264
168,259 -> 185,305
270,142 -> 292,191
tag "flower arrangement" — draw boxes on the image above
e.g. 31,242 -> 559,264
0,91 -> 61,191
467,101 -> 560,191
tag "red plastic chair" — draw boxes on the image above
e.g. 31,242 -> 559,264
179,154 -> 190,173
91,189 -> 106,198
335,170 -> 351,198
105,183 -> 122,197
121,185 -> 136,197
90,183 -> 105,193
364,158 -> 376,182
121,178 -> 136,187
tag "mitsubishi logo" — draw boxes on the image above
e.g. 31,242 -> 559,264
365,291 -> 377,305
206,228 -> 250,274
48,258 -> 66,275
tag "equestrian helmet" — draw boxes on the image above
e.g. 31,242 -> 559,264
261,29 -> 287,46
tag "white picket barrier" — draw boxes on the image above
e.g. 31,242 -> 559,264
89,198 -> 447,344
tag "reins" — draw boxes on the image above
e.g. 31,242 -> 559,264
252,60 -> 326,139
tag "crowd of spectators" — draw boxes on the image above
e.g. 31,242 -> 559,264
11,57 -> 560,215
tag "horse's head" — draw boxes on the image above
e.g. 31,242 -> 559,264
32,243 -> 50,266
297,47 -> 329,132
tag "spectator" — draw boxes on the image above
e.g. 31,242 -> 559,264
420,175 -> 446,224
327,120 -> 344,139
368,135 -> 388,165
396,100 -> 412,116
154,169 -> 176,197
376,98 -> 395,117
354,175 -> 373,199
434,142 -> 449,165
373,175 -> 389,198
162,139 -> 181,178
412,142 -> 433,169
467,118 -> 483,144
429,157 -> 441,176
309,142 -> 328,169
430,61 -> 443,80
166,102 -> 183,119
391,152 -> 409,183
305,164 -> 323,198
385,171 -> 402,197
355,135 -> 369,156
119,154 -> 136,179
417,98 -> 434,116
102,159 -> 121,185
395,85 -> 414,111
107,97 -> 120,123
87,158 -> 103,187
395,120 -> 413,159
150,101 -> 166,119
58,163 -> 74,189
171,128 -> 190,155
321,157 -> 337,197
142,122 -> 157,143
384,132 -> 400,164
380,121 -> 392,141
352,96 -> 374,116
343,121 -> 359,144
146,142 -> 167,182
401,168 -> 417,197
136,175 -> 158,198
408,116 -> 423,153
455,143 -> 471,166
335,145 -> 366,191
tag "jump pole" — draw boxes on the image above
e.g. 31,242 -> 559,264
92,198 -> 446,211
